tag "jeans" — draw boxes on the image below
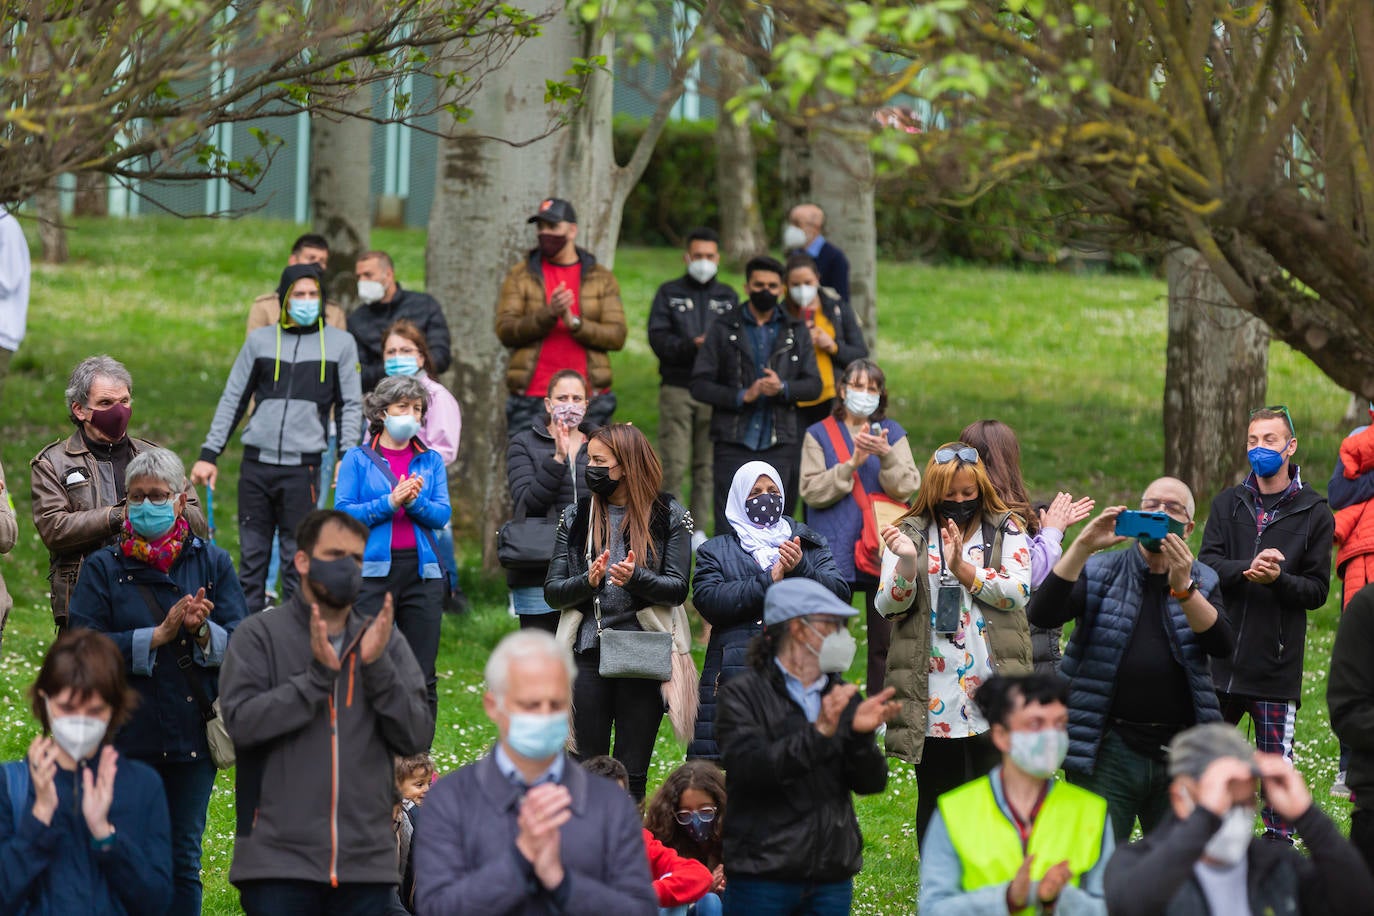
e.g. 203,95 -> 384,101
914,732 -> 1000,843
658,384 -> 713,529
238,459 -> 319,614
237,880 -> 395,916
711,440 -> 801,538
435,521 -> 460,593
572,646 -> 665,801
723,877 -> 852,916
265,532 -> 281,605
358,548 -> 444,723
319,432 -> 338,509
692,891 -> 724,916
147,757 -> 218,916
1067,727 -> 1172,843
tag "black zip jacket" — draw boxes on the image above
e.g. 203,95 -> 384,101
544,494 -> 692,617
715,663 -> 886,882
647,274 -> 739,388
1105,804 -> 1374,915
689,306 -> 822,449
1198,476 -> 1332,700
504,418 -> 597,589
346,284 -> 452,392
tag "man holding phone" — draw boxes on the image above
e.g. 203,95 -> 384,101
1027,477 -> 1233,842
1198,405 -> 1332,842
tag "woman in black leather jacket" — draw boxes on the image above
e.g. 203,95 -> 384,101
545,423 -> 692,800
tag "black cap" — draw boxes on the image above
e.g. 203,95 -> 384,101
276,262 -> 326,309
528,198 -> 577,225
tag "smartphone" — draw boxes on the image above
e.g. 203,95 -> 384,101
1113,510 -> 1170,541
934,585 -> 962,633
870,422 -> 883,437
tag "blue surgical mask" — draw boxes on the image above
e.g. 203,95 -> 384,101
505,711 -> 569,761
1248,441 -> 1291,479
128,498 -> 177,539
385,356 -> 421,377
288,298 -> 321,327
384,413 -> 422,443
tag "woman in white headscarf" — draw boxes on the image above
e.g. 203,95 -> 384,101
687,461 -> 849,760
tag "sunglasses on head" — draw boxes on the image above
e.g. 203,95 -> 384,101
934,445 -> 980,465
1249,404 -> 1294,436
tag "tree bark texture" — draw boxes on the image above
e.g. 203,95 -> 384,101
33,186 -> 66,265
776,120 -> 811,222
713,44 -> 767,266
809,102 -> 877,349
1163,248 -> 1269,506
310,64 -> 373,304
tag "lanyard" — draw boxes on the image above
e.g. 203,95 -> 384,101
1009,781 -> 1051,851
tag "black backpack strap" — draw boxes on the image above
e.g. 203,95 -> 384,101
358,444 -> 454,583
135,584 -> 217,724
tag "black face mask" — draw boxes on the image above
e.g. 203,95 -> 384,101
748,289 -> 779,315
584,465 -> 621,498
538,232 -> 568,261
307,555 -> 363,609
939,497 -> 982,528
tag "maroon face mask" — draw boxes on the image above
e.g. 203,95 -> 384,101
538,233 -> 567,261
86,402 -> 132,441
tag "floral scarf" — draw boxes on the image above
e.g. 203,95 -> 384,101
120,515 -> 190,573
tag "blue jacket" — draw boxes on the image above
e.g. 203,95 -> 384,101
1057,548 -> 1225,775
336,441 -> 451,579
687,519 -> 848,760
0,753 -> 172,915
68,537 -> 246,763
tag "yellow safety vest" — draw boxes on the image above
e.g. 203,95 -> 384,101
940,775 -> 1107,914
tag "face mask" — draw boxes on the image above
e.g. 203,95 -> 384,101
505,711 -> 569,761
384,413 -> 422,443
1139,517 -> 1187,553
1009,728 -> 1069,778
939,497 -> 981,527
385,356 -> 420,377
1203,805 -> 1256,865
87,402 -> 132,441
744,492 -> 784,528
1247,442 -> 1291,479
288,298 -> 321,327
357,279 -> 386,304
538,233 -> 567,261
47,703 -> 107,762
782,224 -> 808,250
550,402 -> 586,428
307,555 -> 363,609
683,813 -> 714,844
804,621 -> 857,674
584,465 -> 621,498
790,284 -> 818,306
844,390 -> 880,418
748,289 -> 779,314
128,499 -> 178,540
687,258 -> 718,284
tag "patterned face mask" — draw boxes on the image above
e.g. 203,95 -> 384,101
745,492 -> 783,528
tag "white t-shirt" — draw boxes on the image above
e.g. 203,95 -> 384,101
1193,858 -> 1252,916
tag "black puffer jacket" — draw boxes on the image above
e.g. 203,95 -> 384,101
715,662 -> 886,883
544,494 -> 692,618
504,419 -> 596,589
687,519 -> 848,760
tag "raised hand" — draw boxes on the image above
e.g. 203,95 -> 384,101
852,686 -> 900,734
81,745 -> 118,841
309,604 -> 342,672
1159,533 -> 1196,593
1038,859 -> 1073,905
181,588 -> 212,633
1256,752 -> 1312,821
27,736 -> 58,826
150,596 -> 189,649
1195,756 -> 1258,816
880,525 -> 918,560
608,549 -> 637,587
1074,505 -> 1130,553
587,549 -> 611,588
941,520 -> 968,575
359,592 -> 395,665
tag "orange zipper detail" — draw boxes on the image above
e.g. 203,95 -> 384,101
328,692 -> 339,887
346,654 -> 356,708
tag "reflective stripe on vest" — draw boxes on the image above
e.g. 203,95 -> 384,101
940,775 -> 1107,904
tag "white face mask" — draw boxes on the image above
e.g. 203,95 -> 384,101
357,279 -> 386,304
789,284 -> 818,306
782,224 -> 808,250
1008,728 -> 1069,778
804,620 -> 857,674
687,258 -> 718,284
47,702 -> 108,761
844,390 -> 881,419
1203,805 -> 1256,865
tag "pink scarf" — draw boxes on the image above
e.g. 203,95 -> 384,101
120,516 -> 190,573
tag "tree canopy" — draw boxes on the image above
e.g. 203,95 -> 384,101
763,0 -> 1374,398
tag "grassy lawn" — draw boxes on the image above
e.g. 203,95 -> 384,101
0,217 -> 1353,914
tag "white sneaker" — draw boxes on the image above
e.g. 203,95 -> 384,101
691,530 -> 708,552
1332,772 -> 1352,799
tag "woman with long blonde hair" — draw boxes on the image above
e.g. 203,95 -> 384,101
876,442 -> 1034,841
545,423 -> 692,800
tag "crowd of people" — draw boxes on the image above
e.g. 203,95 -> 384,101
2,198 -> 1374,916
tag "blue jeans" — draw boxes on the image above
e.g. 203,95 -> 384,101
319,433 -> 338,509
723,877 -> 852,916
148,758 -> 218,916
692,892 -> 724,916
436,521 -> 459,592
1066,727 -> 1172,843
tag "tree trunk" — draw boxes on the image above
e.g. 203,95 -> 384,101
310,67 -> 373,302
71,175 -> 107,217
713,44 -> 767,266
776,119 -> 811,222
1163,248 -> 1269,505
809,103 -> 877,348
33,185 -> 66,264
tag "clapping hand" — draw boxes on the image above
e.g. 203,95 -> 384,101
27,736 -> 58,826
587,549 -> 611,588
1038,860 -> 1073,906
181,588 -> 213,636
81,746 -> 118,842
810,325 -> 835,353
1039,492 -> 1095,533
851,428 -> 890,464
310,604 -> 342,672
608,549 -> 637,587
816,684 -> 857,737
548,282 -> 574,318
757,369 -> 784,397
517,783 -> 573,890
150,596 -> 188,649
390,473 -> 423,508
770,537 -> 803,582
359,592 -> 394,665
940,520 -> 969,579
852,687 -> 900,734
1243,548 -> 1284,584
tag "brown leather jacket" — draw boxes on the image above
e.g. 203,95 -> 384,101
0,459 -> 17,636
31,431 -> 207,624
495,248 -> 625,394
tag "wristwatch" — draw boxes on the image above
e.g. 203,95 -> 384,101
568,314 -> 583,332
196,622 -> 210,640
1169,578 -> 1198,600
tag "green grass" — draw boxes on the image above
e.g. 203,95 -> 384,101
0,217 -> 1353,914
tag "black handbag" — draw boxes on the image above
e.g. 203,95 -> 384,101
497,502 -> 560,570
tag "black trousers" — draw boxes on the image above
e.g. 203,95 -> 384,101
1353,808 -> 1374,876
711,440 -> 802,538
519,612 -> 560,635
571,647 -> 665,801
238,459 -> 318,614
357,548 -> 444,722
855,583 -> 890,697
914,733 -> 1000,844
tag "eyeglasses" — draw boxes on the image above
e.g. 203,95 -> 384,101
1249,404 -> 1294,436
934,445 -> 980,465
1141,498 -> 1190,518
127,493 -> 173,506
674,806 -> 718,825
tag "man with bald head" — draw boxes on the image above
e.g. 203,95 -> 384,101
783,203 -> 850,304
1028,477 -> 1234,842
